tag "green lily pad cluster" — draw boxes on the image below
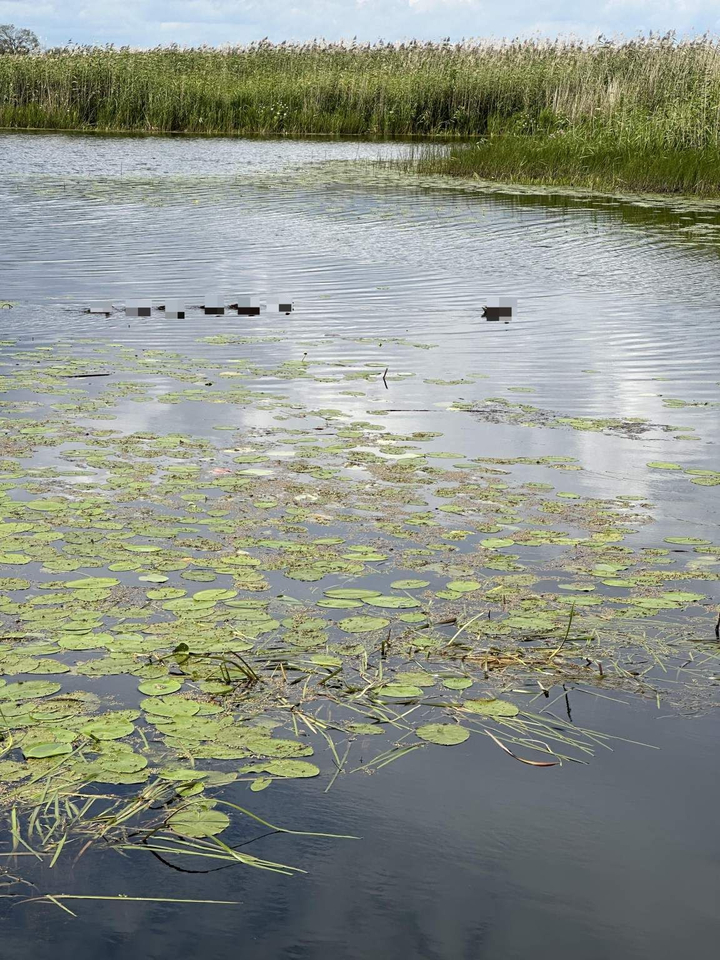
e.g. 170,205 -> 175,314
0,322 -> 716,866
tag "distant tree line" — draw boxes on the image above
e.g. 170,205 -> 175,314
0,24 -> 41,54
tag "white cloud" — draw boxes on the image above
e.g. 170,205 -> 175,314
6,0 -> 720,47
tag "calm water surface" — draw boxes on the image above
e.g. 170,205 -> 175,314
0,131 -> 718,959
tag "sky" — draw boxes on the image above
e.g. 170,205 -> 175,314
2,0 -> 719,49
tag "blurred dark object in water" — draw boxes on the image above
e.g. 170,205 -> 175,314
483,306 -> 513,321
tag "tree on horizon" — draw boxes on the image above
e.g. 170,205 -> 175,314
0,24 -> 41,54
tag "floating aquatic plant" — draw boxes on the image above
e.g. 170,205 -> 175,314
0,323 -> 716,910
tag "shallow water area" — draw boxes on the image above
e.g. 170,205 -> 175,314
0,132 -> 719,958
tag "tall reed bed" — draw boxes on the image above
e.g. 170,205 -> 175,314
1,34 -> 720,148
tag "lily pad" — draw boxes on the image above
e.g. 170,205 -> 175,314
137,678 -> 182,696
250,777 -> 272,792
147,587 -> 186,600
445,580 -> 483,593
660,591 -> 705,603
0,760 -> 30,782
316,598 -> 363,609
181,570 -> 217,582
95,753 -> 148,774
0,523 -> 34,536
338,616 -> 390,634
81,717 -> 135,741
238,735 -> 313,759
442,676 -> 473,690
158,768 -> 210,782
0,681 -> 62,701
169,804 -> 230,838
142,696 -> 200,718
398,612 -> 429,623
347,723 -> 384,735
23,742 -> 73,759
416,724 -> 470,745
463,698 -> 519,717
241,759 -> 320,779
663,537 -> 711,546
198,681 -> 234,695
394,671 -> 436,687
193,588 -> 239,602
376,683 -> 424,698
362,595 -> 421,609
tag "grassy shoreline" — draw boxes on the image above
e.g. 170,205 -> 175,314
2,36 -> 720,197
400,137 -> 720,198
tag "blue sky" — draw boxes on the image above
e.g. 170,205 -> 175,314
2,0 -> 719,48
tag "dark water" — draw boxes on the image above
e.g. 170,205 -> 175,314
0,132 -> 719,958
7,700 -> 720,960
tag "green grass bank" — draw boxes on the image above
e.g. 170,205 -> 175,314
399,136 -> 720,197
2,35 -> 720,195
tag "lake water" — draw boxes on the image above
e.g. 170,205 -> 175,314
0,131 -> 718,959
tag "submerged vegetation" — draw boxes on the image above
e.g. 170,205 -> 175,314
0,316 -> 718,908
2,35 -> 720,194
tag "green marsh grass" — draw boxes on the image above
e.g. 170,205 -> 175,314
398,134 -> 720,197
2,34 -> 720,194
0,34 -> 717,146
